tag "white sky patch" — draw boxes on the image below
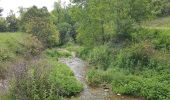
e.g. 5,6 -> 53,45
0,0 -> 70,17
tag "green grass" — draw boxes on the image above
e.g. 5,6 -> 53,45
0,32 -> 42,78
0,32 -> 23,42
142,16 -> 170,30
0,32 -> 24,53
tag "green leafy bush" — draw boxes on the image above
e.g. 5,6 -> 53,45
132,29 -> 170,51
114,42 -> 157,72
10,34 -> 43,56
9,59 -> 83,100
78,46 -> 113,70
88,46 -> 113,70
111,75 -> 170,100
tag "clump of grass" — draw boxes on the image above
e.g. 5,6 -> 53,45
42,48 -> 72,60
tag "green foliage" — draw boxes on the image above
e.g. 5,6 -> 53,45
88,46 -> 112,70
43,48 -> 72,59
6,10 -> 19,32
58,22 -> 72,44
49,61 -> 83,96
111,74 -> 170,100
0,8 -> 3,16
114,42 -> 156,72
0,32 -> 42,78
87,69 -> 114,86
71,0 -> 153,45
132,28 -> 170,50
0,18 -> 7,32
76,27 -> 170,99
71,0 -> 115,46
9,59 -> 83,100
51,2 -> 77,45
78,46 -> 113,70
152,31 -> 170,50
20,6 -> 59,47
151,0 -> 170,16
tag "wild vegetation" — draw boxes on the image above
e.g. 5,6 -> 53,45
0,0 -> 170,100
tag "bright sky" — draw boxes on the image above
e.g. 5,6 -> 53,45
0,0 -> 70,17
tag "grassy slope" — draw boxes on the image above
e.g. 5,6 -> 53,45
0,32 -> 23,50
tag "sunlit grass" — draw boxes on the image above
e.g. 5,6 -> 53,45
142,16 -> 170,30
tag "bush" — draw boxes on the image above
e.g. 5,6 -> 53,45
9,59 -> 83,100
25,18 -> 59,47
78,46 -> 113,70
114,42 -> 157,72
0,18 -> 7,32
132,29 -> 170,51
111,74 -> 170,100
9,34 -> 43,56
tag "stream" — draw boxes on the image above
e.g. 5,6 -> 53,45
59,57 -> 145,100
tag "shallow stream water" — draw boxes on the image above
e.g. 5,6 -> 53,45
59,57 -> 145,100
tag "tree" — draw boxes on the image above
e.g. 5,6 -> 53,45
71,0 -> 115,46
0,18 -> 7,32
21,6 -> 59,47
70,0 -> 153,46
51,2 -> 77,45
0,8 -> 3,16
6,10 -> 19,32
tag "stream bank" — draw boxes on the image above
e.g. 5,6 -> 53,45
59,57 -> 145,100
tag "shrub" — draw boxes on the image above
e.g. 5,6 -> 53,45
25,18 -> 59,47
49,62 -> 83,96
86,69 -> 103,86
132,29 -> 170,51
113,41 -> 159,72
12,34 -> 43,56
9,59 -> 83,100
111,75 -> 170,100
78,46 -> 113,70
